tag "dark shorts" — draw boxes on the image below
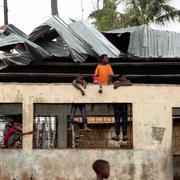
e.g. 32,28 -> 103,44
7,133 -> 20,146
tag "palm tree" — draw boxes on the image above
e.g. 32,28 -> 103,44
89,0 -> 123,31
89,0 -> 180,31
51,0 -> 59,16
122,0 -> 180,26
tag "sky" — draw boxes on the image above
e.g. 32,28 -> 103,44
0,0 -> 180,34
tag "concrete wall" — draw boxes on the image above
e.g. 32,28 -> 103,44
0,83 -> 179,180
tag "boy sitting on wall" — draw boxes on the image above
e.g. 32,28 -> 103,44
72,74 -> 87,96
68,74 -> 91,131
113,74 -> 132,89
112,75 -> 132,142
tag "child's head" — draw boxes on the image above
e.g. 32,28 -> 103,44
119,74 -> 127,81
100,54 -> 109,64
12,121 -> 22,128
76,74 -> 83,83
92,159 -> 110,179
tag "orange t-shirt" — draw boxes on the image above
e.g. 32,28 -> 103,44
95,64 -> 114,84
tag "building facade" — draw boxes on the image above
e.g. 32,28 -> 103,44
0,83 -> 179,180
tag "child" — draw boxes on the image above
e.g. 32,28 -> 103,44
113,74 -> 132,89
68,74 -> 91,131
92,159 -> 110,180
94,54 -> 114,93
112,103 -> 129,141
112,75 -> 132,141
72,74 -> 86,96
4,121 -> 32,148
68,104 -> 91,131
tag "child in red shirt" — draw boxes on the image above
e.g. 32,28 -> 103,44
4,122 -> 22,148
4,121 -> 32,148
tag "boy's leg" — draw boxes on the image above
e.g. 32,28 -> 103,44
122,110 -> 128,141
112,111 -> 120,141
7,133 -> 20,147
79,104 -> 91,131
68,104 -> 77,131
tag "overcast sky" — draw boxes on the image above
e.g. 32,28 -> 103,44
0,0 -> 180,34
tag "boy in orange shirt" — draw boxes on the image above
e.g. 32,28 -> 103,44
94,54 -> 114,93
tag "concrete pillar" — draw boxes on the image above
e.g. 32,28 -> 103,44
22,101 -> 33,150
57,104 -> 68,148
57,114 -> 67,148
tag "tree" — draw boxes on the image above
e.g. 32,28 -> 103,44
89,0 -> 180,31
3,0 -> 8,24
121,0 -> 180,26
89,0 -> 123,31
51,0 -> 59,16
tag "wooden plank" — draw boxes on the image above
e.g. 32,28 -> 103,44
31,61 -> 180,67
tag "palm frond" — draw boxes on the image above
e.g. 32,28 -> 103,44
155,9 -> 180,24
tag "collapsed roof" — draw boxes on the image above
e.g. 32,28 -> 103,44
0,16 -> 121,69
0,24 -> 27,38
28,16 -> 91,62
105,25 -> 180,58
28,16 -> 121,62
0,34 -> 52,66
1,19 -> 180,84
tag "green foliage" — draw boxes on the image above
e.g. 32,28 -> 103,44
89,0 -> 180,31
121,0 -> 180,26
89,0 -> 123,31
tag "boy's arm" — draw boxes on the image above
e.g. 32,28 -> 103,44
22,131 -> 33,136
95,65 -> 99,77
72,80 -> 85,96
108,65 -> 114,84
15,130 -> 33,135
114,80 -> 120,85
72,80 -> 82,90
108,74 -> 114,84
124,80 -> 132,86
114,80 -> 132,89
83,80 -> 87,89
121,80 -> 132,86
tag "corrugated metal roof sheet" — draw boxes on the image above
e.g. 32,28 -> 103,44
0,34 -> 52,66
106,25 -> 180,58
105,26 -> 138,34
2,24 -> 27,38
69,21 -> 121,58
28,16 -> 121,62
28,16 -> 93,62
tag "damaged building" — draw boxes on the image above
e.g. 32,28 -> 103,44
0,17 -> 179,180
